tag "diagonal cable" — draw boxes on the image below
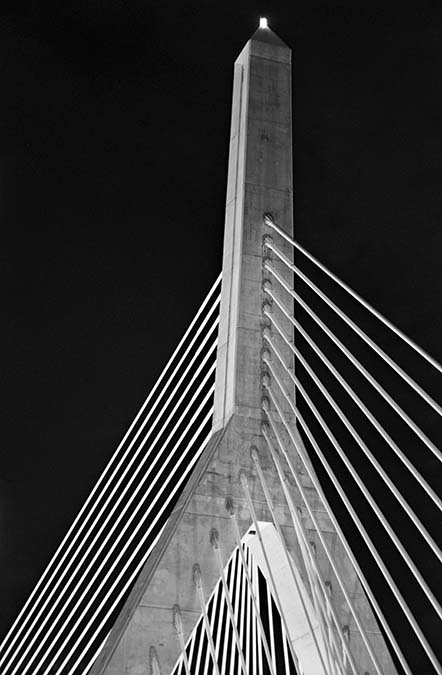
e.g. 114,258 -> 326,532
264,214 -> 442,376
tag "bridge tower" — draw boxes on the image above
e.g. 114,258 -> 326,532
90,22 -> 397,675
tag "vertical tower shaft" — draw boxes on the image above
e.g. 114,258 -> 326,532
213,26 -> 294,431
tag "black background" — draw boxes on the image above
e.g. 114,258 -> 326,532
1,0 -> 442,661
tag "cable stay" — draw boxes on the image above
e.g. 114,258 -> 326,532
0,277 -> 221,675
264,213 -> 442,377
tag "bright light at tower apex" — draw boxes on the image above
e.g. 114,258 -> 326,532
259,17 -> 268,29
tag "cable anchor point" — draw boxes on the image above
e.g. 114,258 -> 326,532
209,527 -> 219,549
225,496 -> 234,515
192,563 -> 202,588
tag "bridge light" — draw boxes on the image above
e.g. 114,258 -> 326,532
259,17 -> 268,29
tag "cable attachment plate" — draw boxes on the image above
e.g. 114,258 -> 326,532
260,346 -> 271,364
261,394 -> 271,412
262,299 -> 273,315
262,325 -> 272,342
209,527 -> 219,549
262,279 -> 272,294
250,445 -> 260,464
261,371 -> 271,389
192,563 -> 202,588
225,496 -> 234,515
149,646 -> 161,675
262,253 -> 273,269
172,604 -> 183,635
239,471 -> 249,489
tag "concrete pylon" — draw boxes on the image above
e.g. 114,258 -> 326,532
90,24 -> 397,675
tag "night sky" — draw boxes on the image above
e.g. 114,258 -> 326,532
1,0 -> 442,665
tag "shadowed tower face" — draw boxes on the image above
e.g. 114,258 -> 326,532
90,22 -> 398,675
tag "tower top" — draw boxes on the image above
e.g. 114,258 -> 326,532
250,19 -> 290,49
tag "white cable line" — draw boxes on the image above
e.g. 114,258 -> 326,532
264,328 -> 442,560
6,361 -> 216,675
239,473 -> 300,672
221,554 -> 234,675
193,612 -> 206,675
65,521 -> 167,675
79,636 -> 108,675
265,245 -> 442,420
244,547 -> 251,675
263,408 -> 412,675
194,565 -> 222,675
264,387 -> 440,674
226,507 -> 276,675
17,395 -> 214,675
250,548 -> 261,673
185,614 -> 198,675
296,515 -> 339,675
264,304 -> 442,513
306,544 -> 341,675
0,275 -> 221,663
7,349 -> 216,675
202,578 -> 220,675
52,422 -> 213,675
280,621 -> 290,675
248,452 -> 330,675
2,324 -> 219,673
252,555 -> 264,675
231,548 -> 242,675
266,577 -> 277,675
258,434 -> 354,675
266,365 -> 442,626
265,272 -> 442,465
264,215 -> 442,376
173,606 -> 192,675
237,538 -> 247,675
210,532 -> 248,675
214,569 -> 228,666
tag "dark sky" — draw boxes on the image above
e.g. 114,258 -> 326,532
1,0 -> 442,664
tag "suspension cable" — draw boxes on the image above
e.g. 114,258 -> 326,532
210,529 -> 248,675
265,243 -> 442,420
250,450 -> 335,675
263,326 -> 442,561
264,214 -> 442,376
225,499 -> 277,675
44,418 -> 214,675
260,425 -> 363,675
193,564 -> 222,675
264,274 -> 442,465
264,303 -> 442,513
0,274 -> 221,663
265,356 -> 442,622
263,403 -> 413,675
239,473 -> 300,672
6,357 -> 217,675
15,395 -> 214,675
172,605 -> 192,675
264,384 -> 441,673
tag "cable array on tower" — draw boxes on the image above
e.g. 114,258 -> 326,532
0,273 -> 222,675
257,213 -> 442,674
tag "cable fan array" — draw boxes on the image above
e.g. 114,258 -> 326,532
170,528 -> 298,675
1,210 -> 441,675
259,213 -> 442,675
0,274 -> 222,675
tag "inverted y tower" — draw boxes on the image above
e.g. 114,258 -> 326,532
91,22 -> 397,675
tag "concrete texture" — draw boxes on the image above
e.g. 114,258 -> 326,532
91,26 -> 398,675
